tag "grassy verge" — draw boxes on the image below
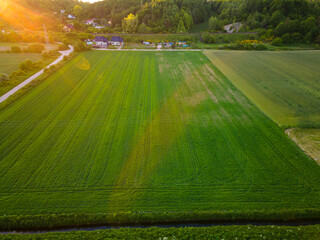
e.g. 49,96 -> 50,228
1,225 -> 320,240
1,210 -> 320,231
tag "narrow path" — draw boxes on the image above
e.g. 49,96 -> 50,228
0,45 -> 74,104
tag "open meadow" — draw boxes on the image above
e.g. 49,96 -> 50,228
0,42 -> 58,52
0,51 -> 320,229
204,50 -> 320,127
0,53 -> 43,74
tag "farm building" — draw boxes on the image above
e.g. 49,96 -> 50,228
109,36 -> 124,46
94,36 -> 108,47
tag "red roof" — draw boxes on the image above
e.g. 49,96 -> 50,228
65,24 -> 75,29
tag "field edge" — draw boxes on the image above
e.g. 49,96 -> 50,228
1,209 -> 320,231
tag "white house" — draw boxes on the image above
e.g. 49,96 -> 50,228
68,14 -> 76,19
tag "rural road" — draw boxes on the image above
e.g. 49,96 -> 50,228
0,45 -> 74,104
94,48 -> 201,51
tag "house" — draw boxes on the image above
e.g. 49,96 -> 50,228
109,36 -> 123,46
85,18 -> 99,26
68,14 -> 76,19
86,19 -> 95,25
63,24 -> 75,32
94,36 -> 108,47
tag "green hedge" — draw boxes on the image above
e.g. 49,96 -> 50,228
1,209 -> 320,231
1,225 -> 320,240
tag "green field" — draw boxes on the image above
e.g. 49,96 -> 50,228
0,53 -> 43,74
0,42 -> 58,52
0,51 -> 320,228
204,50 -> 320,127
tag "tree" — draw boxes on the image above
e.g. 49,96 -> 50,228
26,43 -> 45,53
275,22 -> 287,36
271,10 -> 283,27
73,21 -> 81,31
177,19 -> 187,33
208,17 -> 223,32
11,46 -> 22,53
122,13 -> 139,33
138,23 -> 151,33
281,33 -> 291,43
73,5 -> 82,19
183,12 -> 193,31
0,73 -> 9,82
271,37 -> 283,46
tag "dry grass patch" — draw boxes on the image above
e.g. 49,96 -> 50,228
286,128 -> 320,164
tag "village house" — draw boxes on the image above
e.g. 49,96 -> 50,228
85,19 -> 99,26
63,24 -> 75,32
94,36 -> 108,47
109,36 -> 124,46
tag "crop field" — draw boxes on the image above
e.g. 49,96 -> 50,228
204,50 -> 320,127
0,53 -> 43,74
0,51 -> 320,225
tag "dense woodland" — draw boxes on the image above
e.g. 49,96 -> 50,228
0,0 -> 320,44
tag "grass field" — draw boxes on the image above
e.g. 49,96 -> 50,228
0,53 -> 43,74
204,50 -> 320,127
0,42 -> 58,51
0,51 -> 320,227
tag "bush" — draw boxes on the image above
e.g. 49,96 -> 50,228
271,37 -> 283,46
74,41 -> 91,52
281,33 -> 292,44
58,43 -> 69,51
291,32 -> 303,42
42,50 -> 59,58
255,43 -> 268,50
0,73 -> 9,82
10,46 -> 22,53
19,59 -> 35,71
26,43 -> 45,53
42,51 -> 51,58
202,34 -> 216,44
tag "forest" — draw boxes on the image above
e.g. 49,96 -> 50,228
1,0 -> 320,44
